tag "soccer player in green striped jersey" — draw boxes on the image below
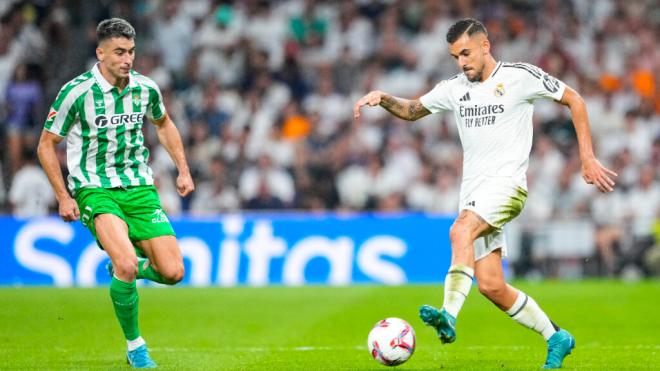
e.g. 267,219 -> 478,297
37,18 -> 194,369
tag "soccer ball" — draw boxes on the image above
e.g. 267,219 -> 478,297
367,317 -> 416,366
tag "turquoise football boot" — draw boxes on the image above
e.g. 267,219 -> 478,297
419,305 -> 457,344
542,329 -> 575,369
106,261 -> 114,277
127,344 -> 157,368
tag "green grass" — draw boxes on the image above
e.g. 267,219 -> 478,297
1,281 -> 659,370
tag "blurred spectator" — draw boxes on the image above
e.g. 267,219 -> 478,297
239,153 -> 295,206
591,187 -> 628,276
191,81 -> 231,136
0,27 -> 22,101
9,149 -> 53,218
191,156 -> 239,214
430,170 -> 460,214
154,174 -> 182,217
627,165 -> 660,240
644,219 -> 660,276
303,73 -> 349,137
243,178 -> 285,210
152,0 -> 194,76
406,163 -> 436,212
5,63 -> 43,175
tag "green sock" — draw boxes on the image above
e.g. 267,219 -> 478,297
110,277 -> 140,340
137,257 -> 168,284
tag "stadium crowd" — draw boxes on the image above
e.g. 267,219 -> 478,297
0,0 -> 658,277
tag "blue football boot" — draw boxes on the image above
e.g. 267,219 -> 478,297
106,261 -> 114,277
542,329 -> 575,369
127,344 -> 157,368
419,305 -> 457,344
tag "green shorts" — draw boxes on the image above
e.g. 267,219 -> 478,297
75,185 -> 175,250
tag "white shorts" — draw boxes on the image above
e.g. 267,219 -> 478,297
458,176 -> 528,261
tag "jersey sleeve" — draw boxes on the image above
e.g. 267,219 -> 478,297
44,85 -> 79,137
519,63 -> 566,102
419,79 -> 454,113
145,82 -> 167,121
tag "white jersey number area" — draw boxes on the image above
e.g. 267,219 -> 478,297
419,62 -> 566,184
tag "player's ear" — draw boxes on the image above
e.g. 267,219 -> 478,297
96,46 -> 104,62
481,38 -> 490,55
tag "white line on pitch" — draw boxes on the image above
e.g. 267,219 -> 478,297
153,344 -> 660,352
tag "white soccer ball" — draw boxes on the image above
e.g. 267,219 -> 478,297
367,317 -> 416,366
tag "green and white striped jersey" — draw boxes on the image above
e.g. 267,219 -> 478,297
44,63 -> 167,193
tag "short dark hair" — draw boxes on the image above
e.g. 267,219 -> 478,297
446,18 -> 487,44
97,18 -> 136,44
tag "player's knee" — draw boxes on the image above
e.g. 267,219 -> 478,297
449,222 -> 470,247
477,279 -> 506,299
114,257 -> 138,281
163,263 -> 184,285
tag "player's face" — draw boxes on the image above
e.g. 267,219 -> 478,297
96,37 -> 135,80
449,33 -> 489,82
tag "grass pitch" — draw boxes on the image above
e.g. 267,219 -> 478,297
1,281 -> 658,370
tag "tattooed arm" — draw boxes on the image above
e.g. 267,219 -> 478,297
353,90 -> 431,121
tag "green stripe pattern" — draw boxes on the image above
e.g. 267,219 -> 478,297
44,67 -> 165,192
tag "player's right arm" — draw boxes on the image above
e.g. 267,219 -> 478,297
353,90 -> 431,121
37,130 -> 79,222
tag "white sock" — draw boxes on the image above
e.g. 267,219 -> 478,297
506,290 -> 558,340
442,264 -> 474,317
127,336 -> 146,351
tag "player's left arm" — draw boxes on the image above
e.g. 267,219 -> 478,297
558,86 -> 617,193
152,113 -> 195,196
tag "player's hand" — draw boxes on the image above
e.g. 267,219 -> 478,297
59,197 -> 80,222
176,172 -> 195,197
353,90 -> 384,120
581,156 -> 617,193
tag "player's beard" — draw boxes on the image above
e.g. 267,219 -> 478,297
465,68 -> 483,82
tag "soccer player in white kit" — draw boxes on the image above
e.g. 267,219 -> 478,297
354,18 -> 617,369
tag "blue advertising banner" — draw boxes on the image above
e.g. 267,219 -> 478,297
0,213 -> 455,287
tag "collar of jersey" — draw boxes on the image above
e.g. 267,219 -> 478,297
92,63 -> 137,94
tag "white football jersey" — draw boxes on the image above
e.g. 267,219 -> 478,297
420,62 -> 566,187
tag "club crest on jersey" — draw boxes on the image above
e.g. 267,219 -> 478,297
494,83 -> 505,97
132,93 -> 140,107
